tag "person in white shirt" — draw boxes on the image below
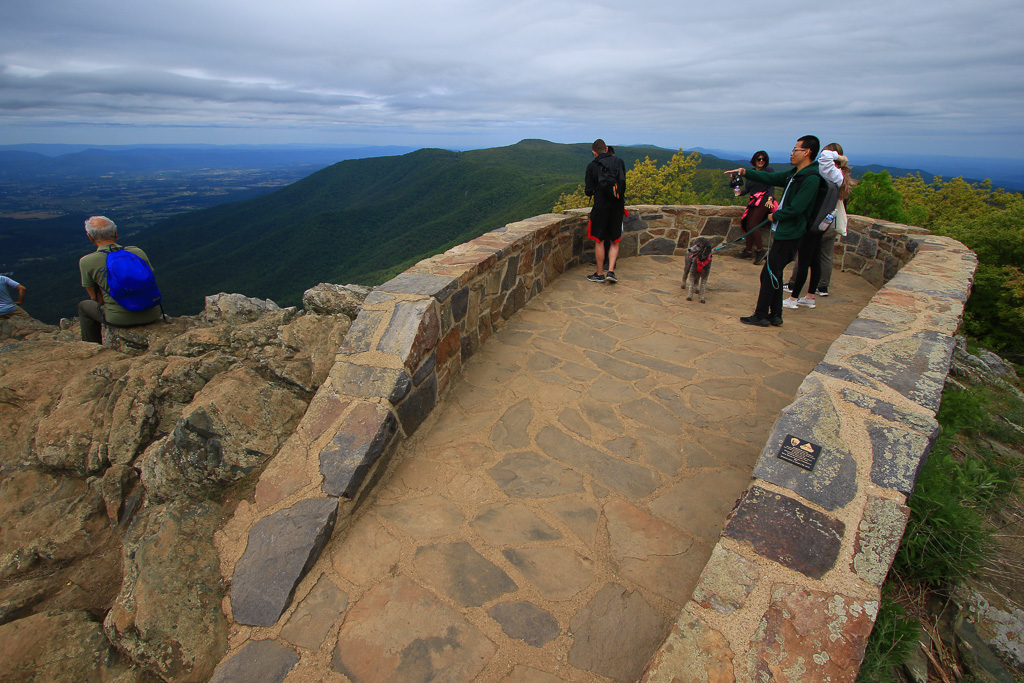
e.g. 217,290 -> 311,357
0,274 -> 28,320
814,143 -> 855,297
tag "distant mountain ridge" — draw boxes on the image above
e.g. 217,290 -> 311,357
7,139 -> 1020,324
13,140 -> 622,321
0,144 -> 418,177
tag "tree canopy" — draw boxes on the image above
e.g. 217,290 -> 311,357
851,170 -> 1024,361
553,149 -> 713,212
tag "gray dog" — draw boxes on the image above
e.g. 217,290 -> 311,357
682,237 -> 713,303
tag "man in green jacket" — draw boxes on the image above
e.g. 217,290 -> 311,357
726,135 -> 821,327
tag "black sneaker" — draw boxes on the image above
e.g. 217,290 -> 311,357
605,270 -> 617,284
753,249 -> 767,265
816,287 -> 829,296
734,251 -> 752,259
769,316 -> 784,326
740,315 -> 770,327
587,272 -> 605,283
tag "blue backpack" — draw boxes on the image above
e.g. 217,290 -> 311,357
104,247 -> 162,311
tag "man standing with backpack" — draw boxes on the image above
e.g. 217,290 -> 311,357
725,135 -> 821,327
584,139 -> 626,283
78,215 -> 163,343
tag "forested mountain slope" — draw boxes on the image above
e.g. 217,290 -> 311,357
18,140 -> 665,321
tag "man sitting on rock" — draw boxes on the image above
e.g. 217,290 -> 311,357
0,273 -> 28,320
78,216 -> 163,343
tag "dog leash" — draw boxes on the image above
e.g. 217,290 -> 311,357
708,218 -> 786,291
711,218 -> 771,252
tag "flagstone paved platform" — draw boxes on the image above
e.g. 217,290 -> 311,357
221,254 -> 877,682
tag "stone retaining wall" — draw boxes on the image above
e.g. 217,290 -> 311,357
590,204 -> 923,287
642,233 -> 977,681
215,205 -> 973,680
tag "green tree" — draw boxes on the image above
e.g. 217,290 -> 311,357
552,149 -> 708,212
845,170 -> 1024,360
625,150 -> 705,205
847,171 -> 909,223
934,195 -> 1024,358
893,173 -> 1012,230
552,184 -> 591,213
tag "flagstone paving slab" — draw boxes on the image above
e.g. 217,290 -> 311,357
375,493 -> 465,540
331,575 -> 495,682
415,541 -> 519,607
502,546 -> 596,601
261,256 -> 876,681
329,514 -> 401,586
279,574 -> 348,651
488,601 -> 561,648
568,583 -> 672,682
471,502 -> 563,545
487,451 -> 586,498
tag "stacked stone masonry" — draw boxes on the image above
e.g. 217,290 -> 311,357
642,231 -> 976,680
215,204 -> 972,682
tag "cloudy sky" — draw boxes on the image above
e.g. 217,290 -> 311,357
2,0 -> 1023,160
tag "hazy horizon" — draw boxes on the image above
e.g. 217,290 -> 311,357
3,140 -> 1021,190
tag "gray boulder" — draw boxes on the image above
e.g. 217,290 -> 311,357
138,366 -> 306,501
979,349 -> 1018,378
202,293 -> 289,322
302,283 -> 372,318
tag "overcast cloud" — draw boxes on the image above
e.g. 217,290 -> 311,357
2,0 -> 1023,159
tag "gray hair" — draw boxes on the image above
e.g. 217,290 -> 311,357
85,216 -> 117,241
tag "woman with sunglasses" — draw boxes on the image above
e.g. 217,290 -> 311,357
734,151 -> 775,264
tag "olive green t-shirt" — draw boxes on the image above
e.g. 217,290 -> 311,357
79,244 -> 162,326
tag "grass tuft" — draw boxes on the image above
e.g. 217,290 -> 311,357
860,368 -> 1024,679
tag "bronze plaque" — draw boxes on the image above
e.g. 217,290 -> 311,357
776,435 -> 821,471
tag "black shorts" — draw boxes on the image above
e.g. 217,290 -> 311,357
588,204 -> 624,242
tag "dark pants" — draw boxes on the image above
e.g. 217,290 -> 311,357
790,231 -> 824,298
818,231 -> 836,290
78,299 -> 104,343
742,203 -> 769,252
754,237 -> 802,319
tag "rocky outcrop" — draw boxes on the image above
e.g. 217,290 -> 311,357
0,610 -> 140,682
138,366 -> 308,502
105,499 -> 227,681
302,282 -> 372,317
0,290 -> 355,680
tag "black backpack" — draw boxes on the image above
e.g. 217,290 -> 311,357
794,173 -> 841,234
596,157 -> 624,199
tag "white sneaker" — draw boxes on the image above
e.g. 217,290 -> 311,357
798,297 -> 816,308
783,298 -> 799,309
